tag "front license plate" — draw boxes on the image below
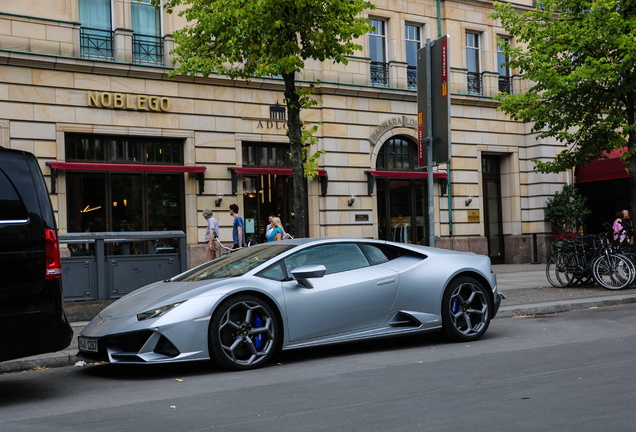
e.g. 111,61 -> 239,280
78,337 -> 99,353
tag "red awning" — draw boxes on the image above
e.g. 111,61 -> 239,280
233,167 -> 327,176
48,162 -> 205,173
575,148 -> 628,183
368,170 -> 448,179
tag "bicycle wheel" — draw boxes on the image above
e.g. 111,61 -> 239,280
546,253 -> 574,288
592,253 -> 635,290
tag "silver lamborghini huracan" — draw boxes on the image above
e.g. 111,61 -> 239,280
78,238 -> 503,370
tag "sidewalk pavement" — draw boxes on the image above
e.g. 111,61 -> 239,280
4,263 -> 636,374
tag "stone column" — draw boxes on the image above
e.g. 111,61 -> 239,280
114,28 -> 133,63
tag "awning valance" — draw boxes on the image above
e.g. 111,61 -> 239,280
232,167 -> 326,176
575,149 -> 628,183
367,170 -> 448,179
46,162 -> 206,195
48,162 -> 205,173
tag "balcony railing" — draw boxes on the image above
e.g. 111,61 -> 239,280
498,76 -> 513,94
80,27 -> 114,60
407,66 -> 417,90
132,34 -> 164,66
371,62 -> 389,87
467,72 -> 482,95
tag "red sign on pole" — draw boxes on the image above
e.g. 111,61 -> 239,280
418,111 -> 424,166
441,38 -> 448,97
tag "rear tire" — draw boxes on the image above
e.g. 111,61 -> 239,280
441,277 -> 491,342
209,295 -> 279,371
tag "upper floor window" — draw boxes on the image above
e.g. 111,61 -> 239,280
79,0 -> 113,60
466,32 -> 482,95
405,24 -> 421,90
132,0 -> 164,65
497,36 -> 512,94
369,19 -> 388,86
242,143 -> 290,168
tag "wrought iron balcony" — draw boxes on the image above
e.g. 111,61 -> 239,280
407,66 -> 417,90
80,27 -> 114,60
371,62 -> 389,87
467,72 -> 482,95
132,34 -> 164,66
498,76 -> 513,94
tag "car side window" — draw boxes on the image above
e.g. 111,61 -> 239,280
257,262 -> 286,281
359,244 -> 399,265
0,168 -> 28,222
284,243 -> 370,278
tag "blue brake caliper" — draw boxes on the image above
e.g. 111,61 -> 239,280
254,314 -> 263,350
451,298 -> 458,315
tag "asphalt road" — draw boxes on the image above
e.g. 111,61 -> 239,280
2,305 -> 636,431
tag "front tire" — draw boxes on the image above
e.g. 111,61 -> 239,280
209,295 -> 279,371
441,277 -> 491,342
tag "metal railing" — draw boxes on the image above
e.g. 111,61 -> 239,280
80,27 -> 114,60
467,72 -> 482,95
498,76 -> 513,94
132,33 -> 164,66
59,231 -> 186,301
371,62 -> 389,87
407,67 -> 417,89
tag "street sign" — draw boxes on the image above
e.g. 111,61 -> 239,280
417,35 -> 451,165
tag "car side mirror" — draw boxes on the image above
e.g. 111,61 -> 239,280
290,265 -> 326,289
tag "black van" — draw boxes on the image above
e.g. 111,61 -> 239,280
0,146 -> 72,362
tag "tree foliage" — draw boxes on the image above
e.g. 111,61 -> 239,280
544,185 -> 591,234
152,0 -> 374,237
491,0 -> 636,172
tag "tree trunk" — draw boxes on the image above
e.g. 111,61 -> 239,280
627,79 -> 636,223
283,72 -> 307,238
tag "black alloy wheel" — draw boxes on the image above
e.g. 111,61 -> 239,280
209,295 -> 279,370
441,276 -> 491,342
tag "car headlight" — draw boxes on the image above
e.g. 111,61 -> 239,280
137,301 -> 185,321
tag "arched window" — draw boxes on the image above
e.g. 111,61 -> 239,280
376,137 -> 425,171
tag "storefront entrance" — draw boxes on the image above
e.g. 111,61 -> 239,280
242,174 -> 295,243
374,137 -> 429,245
482,155 -> 504,264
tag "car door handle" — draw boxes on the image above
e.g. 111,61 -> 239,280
377,277 -> 396,286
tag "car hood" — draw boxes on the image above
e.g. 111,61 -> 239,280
99,278 -> 232,319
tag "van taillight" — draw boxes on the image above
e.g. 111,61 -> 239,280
44,228 -> 61,279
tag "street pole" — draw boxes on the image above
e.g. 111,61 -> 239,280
426,39 -> 435,248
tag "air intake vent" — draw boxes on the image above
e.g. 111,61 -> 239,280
389,312 -> 421,328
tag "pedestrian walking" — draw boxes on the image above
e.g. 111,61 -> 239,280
267,216 -> 284,242
203,209 -> 220,261
229,204 -> 245,249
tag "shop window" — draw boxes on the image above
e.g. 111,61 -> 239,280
65,135 -> 185,247
242,144 -> 290,168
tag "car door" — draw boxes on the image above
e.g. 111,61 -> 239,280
282,243 -> 399,342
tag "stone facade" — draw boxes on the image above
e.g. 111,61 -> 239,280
0,0 -> 569,265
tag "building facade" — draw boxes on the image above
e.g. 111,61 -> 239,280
0,0 -> 568,268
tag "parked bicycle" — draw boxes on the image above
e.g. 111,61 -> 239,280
546,223 -> 635,290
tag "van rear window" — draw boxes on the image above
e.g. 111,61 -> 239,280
0,169 -> 28,222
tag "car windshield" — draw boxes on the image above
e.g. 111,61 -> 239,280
174,243 -> 296,281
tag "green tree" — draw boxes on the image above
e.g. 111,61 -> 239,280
544,185 -> 591,234
491,0 -> 636,216
151,0 -> 374,238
